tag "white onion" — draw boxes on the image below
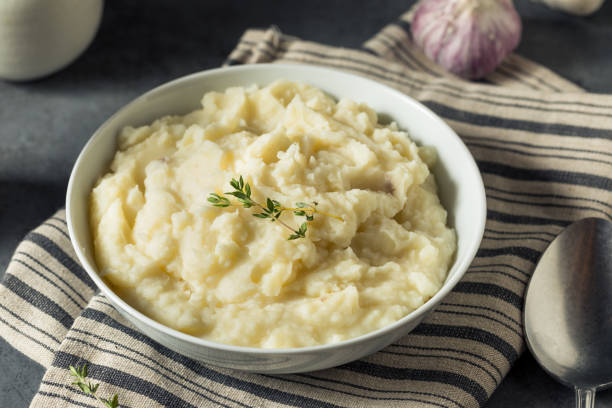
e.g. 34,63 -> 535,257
411,0 -> 522,79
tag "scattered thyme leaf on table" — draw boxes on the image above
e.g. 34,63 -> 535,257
207,175 -> 343,240
69,364 -> 119,408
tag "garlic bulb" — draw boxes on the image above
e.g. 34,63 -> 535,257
535,0 -> 604,16
411,0 -> 522,79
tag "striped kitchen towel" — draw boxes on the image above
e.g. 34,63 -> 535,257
2,14 -> 612,408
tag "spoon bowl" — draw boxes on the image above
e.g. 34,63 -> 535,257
524,217 -> 612,407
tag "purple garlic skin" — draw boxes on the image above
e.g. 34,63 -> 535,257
411,0 -> 522,79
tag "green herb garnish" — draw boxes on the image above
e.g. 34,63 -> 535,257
69,364 -> 119,408
207,175 -> 343,240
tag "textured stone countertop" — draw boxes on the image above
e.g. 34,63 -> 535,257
1,1 -> 611,406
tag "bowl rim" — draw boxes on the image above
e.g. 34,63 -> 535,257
66,63 -> 487,355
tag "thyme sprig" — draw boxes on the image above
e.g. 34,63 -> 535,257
207,176 -> 343,240
69,364 -> 119,408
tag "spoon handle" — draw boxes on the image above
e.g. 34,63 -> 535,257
575,387 -> 596,408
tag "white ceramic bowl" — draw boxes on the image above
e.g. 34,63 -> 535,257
0,0 -> 103,81
66,64 -> 486,374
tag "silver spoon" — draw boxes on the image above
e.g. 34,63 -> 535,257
524,217 -> 612,408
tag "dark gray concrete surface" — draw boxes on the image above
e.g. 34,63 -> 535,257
1,1 -> 611,406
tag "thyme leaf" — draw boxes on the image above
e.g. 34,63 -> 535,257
69,364 -> 119,408
208,176 -> 343,240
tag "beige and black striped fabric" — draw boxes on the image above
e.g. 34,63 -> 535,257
2,17 -> 612,408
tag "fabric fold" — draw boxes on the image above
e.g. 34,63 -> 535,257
0,211 -> 96,368
1,20 -> 611,408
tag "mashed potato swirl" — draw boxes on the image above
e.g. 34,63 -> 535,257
90,80 -> 456,348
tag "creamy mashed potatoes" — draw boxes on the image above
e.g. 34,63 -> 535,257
90,80 -> 456,348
